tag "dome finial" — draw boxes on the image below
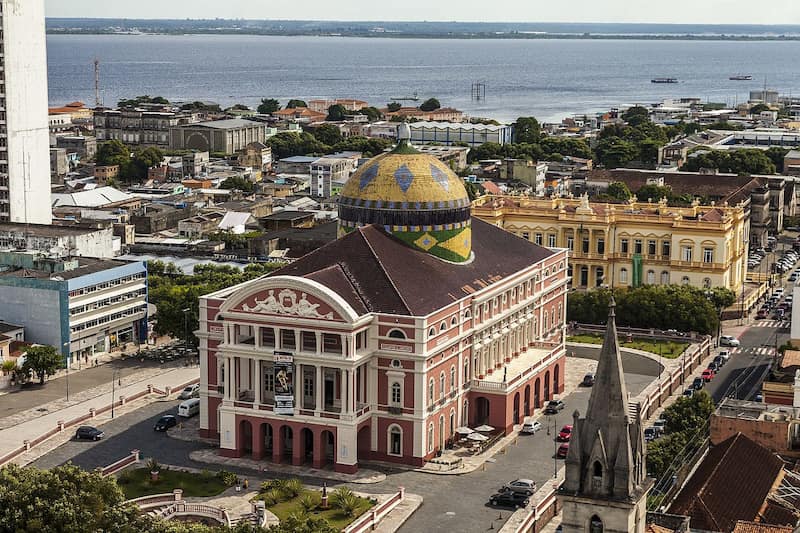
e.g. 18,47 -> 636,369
392,120 -> 419,155
397,122 -> 411,141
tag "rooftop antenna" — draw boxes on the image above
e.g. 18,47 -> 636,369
94,58 -> 102,107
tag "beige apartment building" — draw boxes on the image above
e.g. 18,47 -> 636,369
472,195 -> 749,292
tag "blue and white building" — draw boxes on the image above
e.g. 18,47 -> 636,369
0,256 -> 148,365
409,121 -> 514,147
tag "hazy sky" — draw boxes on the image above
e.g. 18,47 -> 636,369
44,0 -> 800,25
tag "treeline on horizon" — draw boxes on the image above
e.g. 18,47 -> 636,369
45,19 -> 800,40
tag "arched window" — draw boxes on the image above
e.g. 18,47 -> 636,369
464,309 -> 472,319
463,399 -> 469,425
440,372 -> 446,399
450,365 -> 456,390
391,382 -> 402,405
661,271 -> 670,285
451,316 -> 458,327
429,378 -> 435,404
681,276 -> 690,285
620,268 -> 628,284
646,270 -> 655,285
428,423 -> 435,453
544,311 -> 549,331
440,322 -> 447,332
703,277 -> 712,289
464,361 -> 470,383
388,425 -> 402,456
593,461 -> 602,478
449,410 -> 456,436
428,327 -> 436,337
590,515 -> 604,533
388,329 -> 406,339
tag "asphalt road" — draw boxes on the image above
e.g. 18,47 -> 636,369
31,365 -> 656,533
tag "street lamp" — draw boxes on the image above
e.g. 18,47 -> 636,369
111,369 -> 121,418
63,342 -> 70,402
553,416 -> 558,479
182,307 -> 191,348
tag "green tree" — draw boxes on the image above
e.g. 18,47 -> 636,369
228,104 -> 251,111
96,140 -> 130,166
514,117 -> 541,144
595,138 -> 639,168
387,102 -> 402,112
220,176 -> 255,193
126,146 -> 164,181
257,99 -> 281,114
118,95 -> 169,108
706,121 -> 743,131
266,131 -> 329,159
21,345 -> 61,385
180,101 -> 222,113
331,136 -> 393,157
636,184 -> 672,202
681,148 -> 776,175
766,147 -> 789,173
265,513 -> 338,533
0,463 -> 146,532
606,181 -> 632,201
750,103 -> 770,115
622,106 -> 651,127
357,106 -> 382,122
326,104 -> 348,121
663,391 -> 715,435
419,98 -> 441,112
313,123 -> 343,145
285,99 -> 307,109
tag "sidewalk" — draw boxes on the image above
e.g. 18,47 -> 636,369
0,365 -> 199,463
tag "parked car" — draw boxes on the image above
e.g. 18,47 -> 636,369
178,384 -> 200,400
154,414 -> 178,432
701,369 -> 715,382
708,361 -> 720,372
489,491 -> 530,509
581,373 -> 595,387
544,399 -> 565,414
502,479 -> 537,495
720,335 -> 740,347
558,425 -> 573,442
75,426 -> 104,441
756,309 -> 768,319
692,377 -> 705,390
644,428 -> 658,442
653,419 -> 667,434
557,442 -> 570,458
520,420 -> 542,434
683,388 -> 694,397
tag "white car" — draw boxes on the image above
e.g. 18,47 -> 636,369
502,479 -> 537,495
178,384 -> 200,400
718,350 -> 731,361
719,335 -> 740,347
521,420 -> 542,434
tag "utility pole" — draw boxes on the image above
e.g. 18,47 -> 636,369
94,58 -> 101,107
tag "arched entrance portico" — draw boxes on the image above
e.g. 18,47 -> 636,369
260,423 -> 273,459
279,425 -> 293,462
238,420 -> 253,456
554,364 -> 561,395
524,385 -> 531,416
475,397 -> 490,426
299,428 -> 314,465
513,392 -> 520,424
534,378 -> 541,409
544,371 -> 551,402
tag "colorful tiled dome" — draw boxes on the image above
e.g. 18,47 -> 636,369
338,125 -> 472,263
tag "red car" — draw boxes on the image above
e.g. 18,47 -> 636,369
557,442 -> 570,458
701,369 -> 715,382
558,425 -> 573,442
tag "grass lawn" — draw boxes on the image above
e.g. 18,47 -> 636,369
261,489 -> 374,529
118,468 -> 229,500
567,334 -> 689,359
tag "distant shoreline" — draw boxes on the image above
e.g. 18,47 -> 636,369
45,30 -> 800,41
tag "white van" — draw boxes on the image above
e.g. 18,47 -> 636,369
177,398 -> 200,418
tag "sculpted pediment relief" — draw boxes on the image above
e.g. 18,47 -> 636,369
237,288 -> 340,321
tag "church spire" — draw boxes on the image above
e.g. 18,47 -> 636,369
585,297 -> 630,425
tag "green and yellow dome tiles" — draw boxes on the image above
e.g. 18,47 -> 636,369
338,127 -> 473,263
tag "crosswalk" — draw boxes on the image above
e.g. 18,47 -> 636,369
750,320 -> 790,329
726,346 -> 775,357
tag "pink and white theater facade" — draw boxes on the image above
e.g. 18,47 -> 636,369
198,223 -> 569,473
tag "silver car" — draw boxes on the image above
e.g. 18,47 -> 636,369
502,479 -> 537,495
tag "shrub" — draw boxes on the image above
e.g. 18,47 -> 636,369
283,478 -> 303,498
330,487 -> 355,508
336,491 -> 361,518
262,489 -> 284,506
217,470 -> 238,486
299,493 -> 317,512
145,458 -> 160,472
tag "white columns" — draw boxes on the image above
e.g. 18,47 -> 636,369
225,356 -> 232,400
315,332 -> 322,355
295,363 -> 303,411
316,365 -> 323,412
255,360 -> 262,405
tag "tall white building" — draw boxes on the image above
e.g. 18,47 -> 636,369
0,0 -> 52,224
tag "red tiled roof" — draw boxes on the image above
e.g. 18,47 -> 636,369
732,521 -> 793,533
668,433 -> 785,532
272,218 -> 555,316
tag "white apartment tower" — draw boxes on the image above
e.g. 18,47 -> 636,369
0,0 -> 52,224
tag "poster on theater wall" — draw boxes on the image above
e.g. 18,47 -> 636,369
274,351 -> 294,415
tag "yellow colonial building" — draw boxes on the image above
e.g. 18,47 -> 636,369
472,195 -> 749,292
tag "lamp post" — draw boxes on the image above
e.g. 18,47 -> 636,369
553,416 -> 558,479
111,369 -> 121,418
182,307 -> 191,348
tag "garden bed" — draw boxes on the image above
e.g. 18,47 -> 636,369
117,467 -> 231,500
568,334 -> 689,359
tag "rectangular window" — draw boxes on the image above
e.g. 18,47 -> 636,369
522,232 -> 530,240
260,328 -> 275,348
265,371 -> 274,392
535,233 -> 543,246
620,239 -> 629,254
634,239 -> 643,254
703,248 -> 714,263
648,240 -> 657,256
682,246 -> 693,262
322,333 -> 342,355
303,376 -> 314,397
582,237 -> 590,253
301,331 -> 317,352
548,234 -> 556,247
280,329 -> 296,350
567,236 -> 574,250
597,238 -> 605,255
620,269 -> 628,283
392,383 -> 402,404
662,241 -> 671,258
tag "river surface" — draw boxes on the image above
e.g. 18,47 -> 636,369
46,34 -> 800,122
